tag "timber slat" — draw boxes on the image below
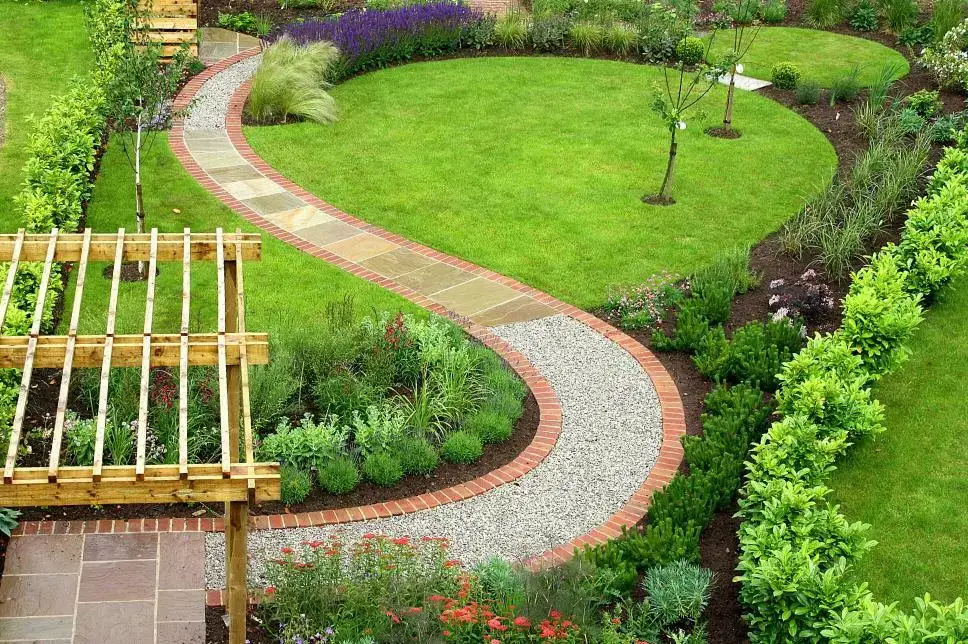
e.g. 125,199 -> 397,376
179,229 -> 191,479
136,230 -> 159,481
216,229 -> 231,478
93,230 -> 125,482
0,229 -> 25,333
0,233 -> 261,262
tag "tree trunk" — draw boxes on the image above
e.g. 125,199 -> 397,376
723,70 -> 736,130
135,120 -> 145,277
659,130 -> 678,201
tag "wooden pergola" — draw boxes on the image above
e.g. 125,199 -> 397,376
0,228 -> 280,644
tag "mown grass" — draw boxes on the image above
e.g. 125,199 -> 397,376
707,27 -> 909,88
245,56 -> 836,309
0,0 -> 93,229
830,278 -> 968,608
62,134 -> 423,342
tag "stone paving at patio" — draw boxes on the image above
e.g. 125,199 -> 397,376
0,533 -> 205,644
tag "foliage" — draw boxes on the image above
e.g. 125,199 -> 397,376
920,18 -> 968,89
804,0 -> 841,27
280,465 -> 313,505
767,269 -> 836,323
529,13 -> 571,51
796,78 -> 822,104
770,61 -> 801,89
247,37 -> 340,125
65,412 -> 98,465
318,455 -> 361,494
604,21 -> 639,55
848,0 -> 878,30
931,0 -> 967,43
881,0 -> 918,33
568,20 -> 605,55
904,89 -> 943,118
362,450 -> 404,486
440,430 -> 483,463
675,36 -> 706,64
760,0 -> 787,21
494,10 -> 530,49
464,409 -> 513,444
398,436 -> 440,474
259,414 -> 349,471
693,319 -> 805,391
274,3 -> 484,82
0,508 -> 20,538
828,64 -> 861,104
604,271 -> 686,331
643,560 -> 714,629
218,11 -> 258,34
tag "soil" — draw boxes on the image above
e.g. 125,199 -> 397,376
199,0 -> 364,30
101,261 -> 159,282
642,194 -> 676,206
16,391 -> 539,522
701,504 -> 746,644
706,126 -> 743,139
206,606 -> 272,644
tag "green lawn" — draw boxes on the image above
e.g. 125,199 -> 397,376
0,0 -> 93,229
245,56 -> 836,309
829,279 -> 968,608
65,134 -> 422,342
708,27 -> 909,88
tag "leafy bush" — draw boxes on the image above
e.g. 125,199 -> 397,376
494,10 -> 529,49
636,3 -> 693,62
898,106 -> 927,135
280,465 -> 313,505
848,0 -> 878,30
675,36 -> 705,64
694,319 -> 805,391
398,436 -> 440,474
362,450 -> 404,486
440,430 -> 483,463
770,61 -> 801,89
347,403 -> 407,457
904,89 -> 943,118
795,78 -> 822,104
318,456 -> 361,494
651,299 -> 714,352
464,409 -> 513,443
569,20 -> 605,55
65,413 -> 97,465
829,65 -> 861,104
804,0 -> 841,26
921,18 -> 968,89
529,13 -> 571,51
247,37 -> 340,125
259,414 -> 349,471
760,0 -> 787,21
218,11 -> 258,34
644,560 -> 714,628
604,271 -> 685,331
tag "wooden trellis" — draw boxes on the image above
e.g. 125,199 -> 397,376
0,228 -> 279,644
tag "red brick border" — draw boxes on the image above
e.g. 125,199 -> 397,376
17,51 -> 686,576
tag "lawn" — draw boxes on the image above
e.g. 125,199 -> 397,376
707,27 -> 909,88
245,56 -> 836,309
65,133 -> 423,343
0,0 -> 92,229
829,278 -> 968,608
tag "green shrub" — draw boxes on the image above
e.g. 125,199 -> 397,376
494,11 -> 529,49
898,106 -> 927,135
848,0 -> 878,30
804,0 -> 841,26
65,413 -> 97,465
318,456 -> 360,494
636,3 -> 693,62
362,451 -> 404,486
921,18 -> 968,89
464,409 -> 513,443
882,0 -> 918,32
651,299 -> 714,352
904,89 -> 943,118
644,560 -> 714,627
795,78 -> 822,105
398,436 -> 440,474
440,431 -> 484,463
280,466 -> 313,505
569,20 -> 605,55
246,37 -> 339,124
675,36 -> 705,64
532,0 -> 572,13
770,61 -> 801,89
0,509 -> 20,538
259,414 -> 349,471
529,14 -> 571,51
347,403 -> 407,457
760,0 -> 787,22
694,320 -> 805,391
218,11 -> 257,34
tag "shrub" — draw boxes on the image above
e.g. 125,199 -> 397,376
848,0 -> 878,30
796,78 -> 822,104
280,466 -> 313,505
931,0 -> 966,42
804,0 -> 841,26
694,319 -> 805,391
398,436 -> 440,474
651,298 -> 714,352
760,0 -> 787,21
259,414 -> 349,471
246,37 -> 339,124
829,65 -> 861,104
318,456 -> 361,494
770,61 -> 801,89
65,413 -> 97,465
636,3 -> 693,62
362,450 -> 404,486
440,430 -> 483,463
494,10 -> 529,49
529,13 -> 571,51
569,20 -> 605,55
347,403 -> 408,457
464,409 -> 513,443
218,10 -> 257,34
604,21 -> 639,56
904,89 -> 943,118
921,18 -> 968,89
929,111 -> 968,143
644,560 -> 714,628
898,106 -> 927,135
675,36 -> 706,64
604,271 -> 685,331
882,0 -> 918,32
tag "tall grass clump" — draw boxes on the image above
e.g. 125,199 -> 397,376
881,0 -> 919,32
246,37 -> 339,124
931,0 -> 967,42
494,10 -> 529,48
569,20 -> 606,55
804,0 -> 842,27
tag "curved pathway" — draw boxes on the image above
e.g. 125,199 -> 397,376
167,51 -> 685,590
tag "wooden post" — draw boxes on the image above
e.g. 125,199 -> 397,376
226,499 -> 248,644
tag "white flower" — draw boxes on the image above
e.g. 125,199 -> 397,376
769,294 -> 782,306
676,120 -> 687,130
772,307 -> 789,321
769,278 -> 785,289
736,63 -> 744,74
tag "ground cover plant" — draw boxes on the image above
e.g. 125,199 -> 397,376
706,27 -> 909,87
245,56 -> 835,309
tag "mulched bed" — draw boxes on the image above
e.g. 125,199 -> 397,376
16,391 -> 538,522
199,0 -> 363,30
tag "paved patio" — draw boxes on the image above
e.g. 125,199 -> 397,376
0,533 -> 205,643
199,28 -> 260,66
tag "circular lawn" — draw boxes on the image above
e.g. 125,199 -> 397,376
245,56 -> 836,308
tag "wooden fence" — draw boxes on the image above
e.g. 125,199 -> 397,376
137,0 -> 198,58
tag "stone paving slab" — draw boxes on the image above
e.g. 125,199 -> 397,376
718,72 -> 773,90
0,533 -> 205,643
199,28 -> 261,66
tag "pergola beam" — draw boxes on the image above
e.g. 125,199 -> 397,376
0,232 -> 262,262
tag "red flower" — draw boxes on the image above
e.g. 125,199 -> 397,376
391,537 -> 410,546
444,559 -> 461,568
280,547 -> 293,555
264,586 -> 276,595
513,616 -> 530,628
549,610 -> 561,620
385,610 -> 401,624
487,617 -> 508,632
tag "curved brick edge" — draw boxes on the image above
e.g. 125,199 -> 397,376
14,51 -> 686,577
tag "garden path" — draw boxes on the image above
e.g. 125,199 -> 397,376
167,51 -> 685,591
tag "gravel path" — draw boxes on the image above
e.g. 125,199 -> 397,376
183,56 -> 260,130
205,315 -> 662,587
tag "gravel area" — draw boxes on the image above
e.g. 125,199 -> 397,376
183,55 -> 260,130
205,314 -> 662,587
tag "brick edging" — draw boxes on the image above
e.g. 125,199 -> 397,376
14,51 -> 687,573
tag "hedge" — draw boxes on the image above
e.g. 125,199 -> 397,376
736,132 -> 968,642
0,0 -> 132,438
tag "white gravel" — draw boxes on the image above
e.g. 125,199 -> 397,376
183,55 -> 260,130
205,314 -> 662,587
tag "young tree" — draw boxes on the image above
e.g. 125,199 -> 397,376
646,39 -> 725,204
104,42 -> 191,274
717,0 -> 762,135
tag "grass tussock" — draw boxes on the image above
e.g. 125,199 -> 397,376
246,37 -> 341,125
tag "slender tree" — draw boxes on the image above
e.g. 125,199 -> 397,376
718,0 -> 762,134
647,38 -> 725,204
103,41 -> 191,274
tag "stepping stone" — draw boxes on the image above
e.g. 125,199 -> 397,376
432,277 -> 525,317
473,294 -> 558,326
325,232 -> 399,262
199,27 -> 261,66
360,246 -> 437,279
718,73 -> 772,91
